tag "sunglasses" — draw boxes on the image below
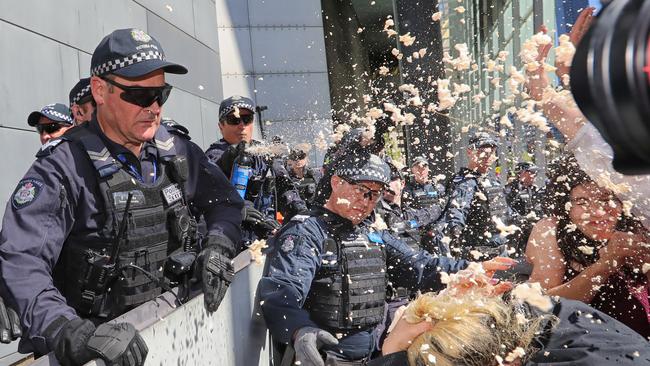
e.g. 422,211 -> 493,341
342,177 -> 384,201
101,76 -> 173,108
36,123 -> 66,134
224,113 -> 255,126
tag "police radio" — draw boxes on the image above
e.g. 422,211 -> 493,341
79,193 -> 133,316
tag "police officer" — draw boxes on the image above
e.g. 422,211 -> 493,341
69,77 -> 95,124
258,152 -> 513,365
0,29 -> 244,366
275,148 -> 322,219
376,160 -> 442,252
205,95 -> 283,251
402,156 -> 446,210
505,162 -> 543,218
27,103 -> 74,145
424,132 -> 519,260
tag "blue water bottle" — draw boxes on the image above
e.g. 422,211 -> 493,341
230,150 -> 253,199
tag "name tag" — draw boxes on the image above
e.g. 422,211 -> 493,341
162,184 -> 183,205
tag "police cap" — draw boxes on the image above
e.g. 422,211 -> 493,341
335,153 -> 391,186
468,132 -> 498,149
91,28 -> 188,77
219,95 -> 256,121
69,78 -> 93,106
515,162 -> 539,174
411,156 -> 429,167
27,103 -> 74,127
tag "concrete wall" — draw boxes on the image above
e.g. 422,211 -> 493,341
0,0 -> 224,221
215,0 -> 332,165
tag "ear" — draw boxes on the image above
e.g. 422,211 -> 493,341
331,175 -> 342,187
90,76 -> 106,106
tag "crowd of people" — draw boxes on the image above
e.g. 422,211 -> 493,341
0,7 -> 648,366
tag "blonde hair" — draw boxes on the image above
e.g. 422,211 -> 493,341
404,292 -> 554,366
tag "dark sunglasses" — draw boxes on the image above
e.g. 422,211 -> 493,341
224,113 -> 255,126
101,76 -> 173,108
342,177 -> 384,200
36,123 -> 66,134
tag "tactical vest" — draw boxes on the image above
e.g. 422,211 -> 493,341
406,183 -> 439,210
481,177 -> 509,220
379,204 -> 420,250
304,221 -> 386,334
55,127 -> 194,319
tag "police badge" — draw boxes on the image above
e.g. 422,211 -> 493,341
131,29 -> 152,43
281,235 -> 295,252
12,178 -> 44,209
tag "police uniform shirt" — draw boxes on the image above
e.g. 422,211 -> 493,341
0,117 -> 244,354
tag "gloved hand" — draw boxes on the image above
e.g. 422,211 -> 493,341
196,243 -> 235,313
0,297 -> 21,343
53,318 -> 147,366
242,204 -> 281,234
293,326 -> 339,366
217,141 -> 246,177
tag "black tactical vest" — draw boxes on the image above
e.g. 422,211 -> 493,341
405,182 -> 439,210
304,218 -> 387,334
55,127 -> 194,319
377,202 -> 420,250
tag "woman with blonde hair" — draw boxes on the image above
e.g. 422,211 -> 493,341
367,269 -> 650,366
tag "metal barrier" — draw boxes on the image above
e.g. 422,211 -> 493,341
29,251 -> 270,366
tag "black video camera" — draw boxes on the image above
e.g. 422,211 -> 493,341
570,0 -> 650,174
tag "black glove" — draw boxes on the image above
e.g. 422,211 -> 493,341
52,318 -> 147,366
196,241 -> 235,313
293,327 -> 339,366
217,141 -> 246,177
0,297 -> 21,343
242,204 -> 281,234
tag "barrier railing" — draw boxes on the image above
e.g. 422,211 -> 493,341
29,251 -> 270,366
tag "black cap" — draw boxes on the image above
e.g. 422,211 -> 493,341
219,95 -> 256,121
468,132 -> 498,149
385,158 -> 403,181
411,156 -> 429,167
69,78 -> 92,106
515,162 -> 539,174
335,153 -> 391,186
90,28 -> 188,77
28,103 -> 73,127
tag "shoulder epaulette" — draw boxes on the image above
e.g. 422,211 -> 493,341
35,137 -> 67,158
291,214 -> 310,222
162,120 -> 191,140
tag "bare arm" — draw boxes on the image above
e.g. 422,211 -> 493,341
526,218 -> 619,304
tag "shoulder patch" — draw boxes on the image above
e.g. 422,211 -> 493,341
36,138 -> 66,158
367,231 -> 384,244
280,235 -> 298,252
12,178 -> 44,209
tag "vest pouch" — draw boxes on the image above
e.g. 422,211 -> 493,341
112,241 -> 169,311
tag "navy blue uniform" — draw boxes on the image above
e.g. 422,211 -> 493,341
0,119 -> 243,354
273,160 -> 319,219
258,207 -> 467,360
425,168 -> 518,259
402,180 -> 445,211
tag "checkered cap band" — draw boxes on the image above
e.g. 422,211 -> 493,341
219,102 -> 255,120
335,167 -> 390,184
91,50 -> 165,76
44,109 -> 73,124
71,84 -> 92,105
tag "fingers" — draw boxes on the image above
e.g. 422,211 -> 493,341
316,330 -> 339,346
483,257 -> 516,276
0,299 -> 11,344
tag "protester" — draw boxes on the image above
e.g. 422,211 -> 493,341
526,154 -> 650,338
